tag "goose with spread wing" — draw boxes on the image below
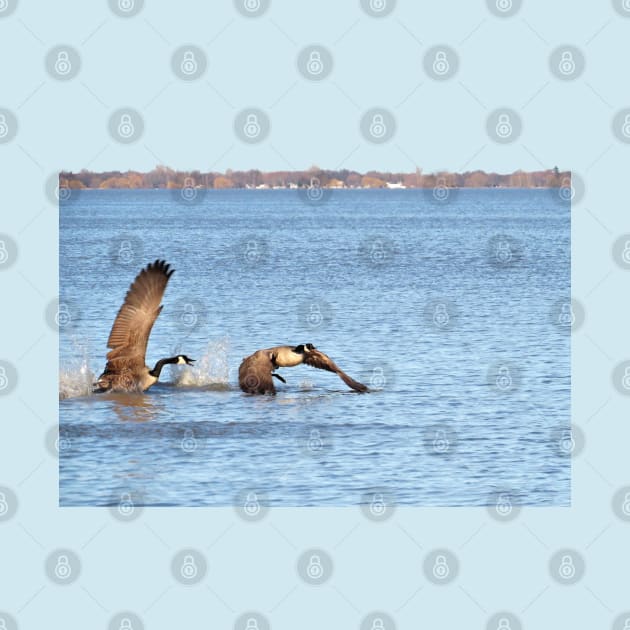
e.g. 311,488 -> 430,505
93,259 -> 194,393
238,343 -> 367,395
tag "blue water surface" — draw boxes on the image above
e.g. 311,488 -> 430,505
59,188 -> 571,507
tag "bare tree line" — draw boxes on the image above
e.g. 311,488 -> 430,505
60,165 -> 570,190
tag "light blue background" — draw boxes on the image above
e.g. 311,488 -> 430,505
1,1 -> 629,628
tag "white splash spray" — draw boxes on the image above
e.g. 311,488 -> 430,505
172,337 -> 231,388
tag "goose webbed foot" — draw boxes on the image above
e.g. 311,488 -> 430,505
272,373 -> 286,384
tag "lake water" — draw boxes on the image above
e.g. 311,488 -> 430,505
59,188 -> 571,507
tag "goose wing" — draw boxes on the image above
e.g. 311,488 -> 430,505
104,259 -> 174,370
302,348 -> 368,392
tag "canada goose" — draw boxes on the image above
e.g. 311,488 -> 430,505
239,343 -> 368,394
93,259 -> 195,393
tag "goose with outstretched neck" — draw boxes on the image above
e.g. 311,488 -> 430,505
238,343 -> 368,395
93,259 -> 194,393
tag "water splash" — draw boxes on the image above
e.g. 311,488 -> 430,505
60,338 -> 231,399
172,338 -> 230,388
59,356 -> 96,400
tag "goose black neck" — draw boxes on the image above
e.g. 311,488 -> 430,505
149,356 -> 179,378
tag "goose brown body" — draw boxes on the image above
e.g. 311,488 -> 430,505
238,344 -> 368,395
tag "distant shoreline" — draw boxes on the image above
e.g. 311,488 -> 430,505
59,166 -> 571,191
65,185 -> 565,191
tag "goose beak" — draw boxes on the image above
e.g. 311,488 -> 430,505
185,357 -> 195,365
